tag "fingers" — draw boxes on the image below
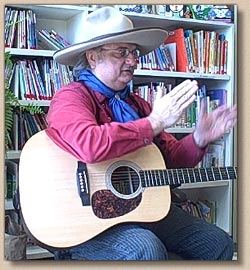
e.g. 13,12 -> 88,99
179,94 -> 196,112
197,98 -> 207,118
155,85 -> 164,100
212,104 -> 237,131
170,79 -> 198,100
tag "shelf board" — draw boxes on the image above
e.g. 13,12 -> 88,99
5,199 -> 14,210
5,48 -> 55,57
134,69 -> 231,80
19,100 -> 51,107
5,150 -> 21,160
166,127 -> 194,133
180,180 -> 230,189
26,245 -> 54,259
7,4 -> 88,20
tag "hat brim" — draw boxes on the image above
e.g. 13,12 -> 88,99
53,27 -> 168,66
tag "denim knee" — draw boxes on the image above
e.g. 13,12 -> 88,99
54,225 -> 168,260
126,227 -> 168,260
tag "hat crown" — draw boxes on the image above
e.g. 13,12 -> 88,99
75,7 -> 133,43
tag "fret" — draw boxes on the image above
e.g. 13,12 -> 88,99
150,170 -> 155,186
172,169 -> 179,185
177,169 -> 184,184
163,170 -> 168,185
188,168 -> 195,183
154,170 -> 160,186
219,167 -> 229,180
182,168 -> 190,183
167,169 -> 174,185
227,167 -> 237,179
145,171 -> 150,187
157,170 -> 163,186
198,168 -> 207,182
212,167 -> 221,181
193,168 -> 201,182
143,172 -> 147,187
205,167 -> 214,181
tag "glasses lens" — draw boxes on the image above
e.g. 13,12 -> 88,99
133,49 -> 140,58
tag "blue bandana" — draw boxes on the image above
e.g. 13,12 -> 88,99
78,69 -> 139,123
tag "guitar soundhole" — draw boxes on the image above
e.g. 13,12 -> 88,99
111,166 -> 140,198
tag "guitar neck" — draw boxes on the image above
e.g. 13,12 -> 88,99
140,167 -> 237,187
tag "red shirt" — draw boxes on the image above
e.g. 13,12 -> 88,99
46,82 -> 205,168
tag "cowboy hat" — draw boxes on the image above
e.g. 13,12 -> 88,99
53,6 -> 168,66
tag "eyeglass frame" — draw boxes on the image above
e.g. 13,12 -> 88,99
99,46 -> 141,59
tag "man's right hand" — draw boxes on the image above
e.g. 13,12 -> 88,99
147,79 -> 199,136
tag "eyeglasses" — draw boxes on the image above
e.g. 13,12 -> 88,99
100,47 -> 141,59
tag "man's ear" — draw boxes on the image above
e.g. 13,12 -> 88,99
86,49 -> 98,69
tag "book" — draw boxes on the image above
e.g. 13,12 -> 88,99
37,30 -> 61,50
160,43 -> 176,71
203,140 -> 225,167
197,200 -> 217,224
194,30 -> 204,73
206,89 -> 227,109
164,28 -> 189,72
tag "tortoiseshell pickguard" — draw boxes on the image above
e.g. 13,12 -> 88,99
91,190 -> 142,219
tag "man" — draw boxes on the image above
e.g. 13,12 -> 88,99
46,6 -> 237,260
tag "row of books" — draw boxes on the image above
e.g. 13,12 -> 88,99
5,7 -> 37,49
10,58 -> 74,100
176,199 -> 216,224
7,110 -> 48,151
138,43 -> 176,71
164,28 -> 228,74
133,82 -> 227,128
37,29 -> 71,50
5,7 -> 70,50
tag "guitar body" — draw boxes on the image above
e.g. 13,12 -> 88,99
19,130 -> 170,248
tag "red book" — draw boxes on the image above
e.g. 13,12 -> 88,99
164,28 -> 188,72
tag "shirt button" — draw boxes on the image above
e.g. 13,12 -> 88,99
144,138 -> 150,144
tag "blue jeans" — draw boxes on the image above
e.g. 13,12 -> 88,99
54,203 -> 234,260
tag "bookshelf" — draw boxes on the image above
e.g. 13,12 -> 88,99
4,4 -> 237,258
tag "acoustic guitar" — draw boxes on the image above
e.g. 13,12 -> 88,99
18,130 -> 237,248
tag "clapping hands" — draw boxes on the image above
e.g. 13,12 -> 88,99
147,79 -> 237,144
193,99 -> 237,148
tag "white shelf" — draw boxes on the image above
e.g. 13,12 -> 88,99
19,100 -> 51,107
7,4 -> 88,20
134,69 -> 231,80
26,245 -> 54,259
5,199 -> 14,210
5,150 -> 21,160
5,48 -> 55,57
181,180 -> 229,189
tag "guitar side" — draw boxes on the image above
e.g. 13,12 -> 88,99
19,130 -> 170,248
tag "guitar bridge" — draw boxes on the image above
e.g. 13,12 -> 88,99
76,161 -> 90,206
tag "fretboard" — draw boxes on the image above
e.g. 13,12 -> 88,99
140,167 -> 237,188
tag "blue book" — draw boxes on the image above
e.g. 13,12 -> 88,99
206,89 -> 227,106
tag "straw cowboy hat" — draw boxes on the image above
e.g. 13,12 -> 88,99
53,6 -> 168,66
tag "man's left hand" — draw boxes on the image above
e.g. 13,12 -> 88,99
193,99 -> 237,148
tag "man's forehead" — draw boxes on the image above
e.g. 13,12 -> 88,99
102,42 -> 137,49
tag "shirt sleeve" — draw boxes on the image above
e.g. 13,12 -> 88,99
46,83 -> 155,163
157,131 -> 207,169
